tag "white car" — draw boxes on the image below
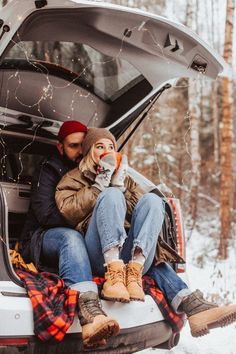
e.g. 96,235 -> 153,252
0,1 -> 224,353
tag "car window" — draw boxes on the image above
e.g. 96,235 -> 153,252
5,41 -> 143,103
0,134 -> 55,184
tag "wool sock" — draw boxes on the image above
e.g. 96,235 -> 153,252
104,246 -> 120,264
132,249 -> 145,265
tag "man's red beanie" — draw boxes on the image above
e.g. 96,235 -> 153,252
58,120 -> 87,142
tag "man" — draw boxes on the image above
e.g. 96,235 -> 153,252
20,121 -> 236,344
20,120 -> 119,348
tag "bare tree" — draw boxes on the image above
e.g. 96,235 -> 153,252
188,78 -> 202,220
211,81 -> 220,166
219,0 -> 235,259
185,0 -> 202,220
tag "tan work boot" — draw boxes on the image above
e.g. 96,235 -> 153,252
78,291 -> 120,348
101,260 -> 130,302
126,261 -> 145,301
181,289 -> 236,337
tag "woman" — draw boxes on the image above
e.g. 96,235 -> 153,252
56,127 -> 165,303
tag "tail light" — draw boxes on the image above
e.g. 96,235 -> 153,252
0,338 -> 28,346
168,198 -> 186,273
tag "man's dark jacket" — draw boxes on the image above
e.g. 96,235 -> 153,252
20,150 -> 73,268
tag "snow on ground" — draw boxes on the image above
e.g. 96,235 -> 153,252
137,221 -> 236,354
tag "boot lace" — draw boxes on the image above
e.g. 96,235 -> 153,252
107,266 -> 125,285
79,296 -> 106,323
127,266 -> 142,286
182,289 -> 218,317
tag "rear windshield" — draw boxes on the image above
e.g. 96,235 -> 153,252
5,41 -> 142,103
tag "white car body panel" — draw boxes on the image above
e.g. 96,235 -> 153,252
0,281 -> 164,336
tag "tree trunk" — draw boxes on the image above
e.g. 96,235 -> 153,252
219,0 -> 234,259
212,81 -> 220,165
188,79 -> 201,220
186,0 -> 201,220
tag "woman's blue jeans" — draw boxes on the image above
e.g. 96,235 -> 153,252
41,227 -> 97,293
85,187 -> 165,276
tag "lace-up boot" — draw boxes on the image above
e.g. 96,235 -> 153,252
78,291 -> 120,348
181,289 -> 236,337
126,261 -> 145,301
101,260 -> 130,302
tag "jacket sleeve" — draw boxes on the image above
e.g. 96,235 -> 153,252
55,171 -> 100,227
30,161 -> 68,227
124,176 -> 143,216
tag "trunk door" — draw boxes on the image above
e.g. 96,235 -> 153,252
0,0 -> 225,137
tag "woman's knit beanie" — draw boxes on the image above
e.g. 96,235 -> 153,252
82,128 -> 117,156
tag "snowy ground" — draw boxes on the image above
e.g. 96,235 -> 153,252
137,223 -> 236,354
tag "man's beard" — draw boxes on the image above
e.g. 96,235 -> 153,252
62,152 -> 82,170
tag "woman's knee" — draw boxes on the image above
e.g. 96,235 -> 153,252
97,187 -> 125,204
140,193 -> 165,211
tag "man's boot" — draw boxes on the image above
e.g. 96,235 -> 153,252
181,289 -> 236,337
101,260 -> 130,302
78,291 -> 120,348
126,261 -> 145,301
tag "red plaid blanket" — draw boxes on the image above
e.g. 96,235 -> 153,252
17,269 -> 184,342
16,269 -> 78,342
142,275 -> 185,333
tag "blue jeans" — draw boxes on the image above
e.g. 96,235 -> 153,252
41,227 -> 97,293
147,263 -> 191,312
85,187 -> 165,276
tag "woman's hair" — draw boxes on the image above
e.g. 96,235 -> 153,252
79,146 -> 97,173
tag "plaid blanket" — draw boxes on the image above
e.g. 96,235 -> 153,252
17,270 -> 184,343
16,269 -> 78,342
142,275 -> 185,333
